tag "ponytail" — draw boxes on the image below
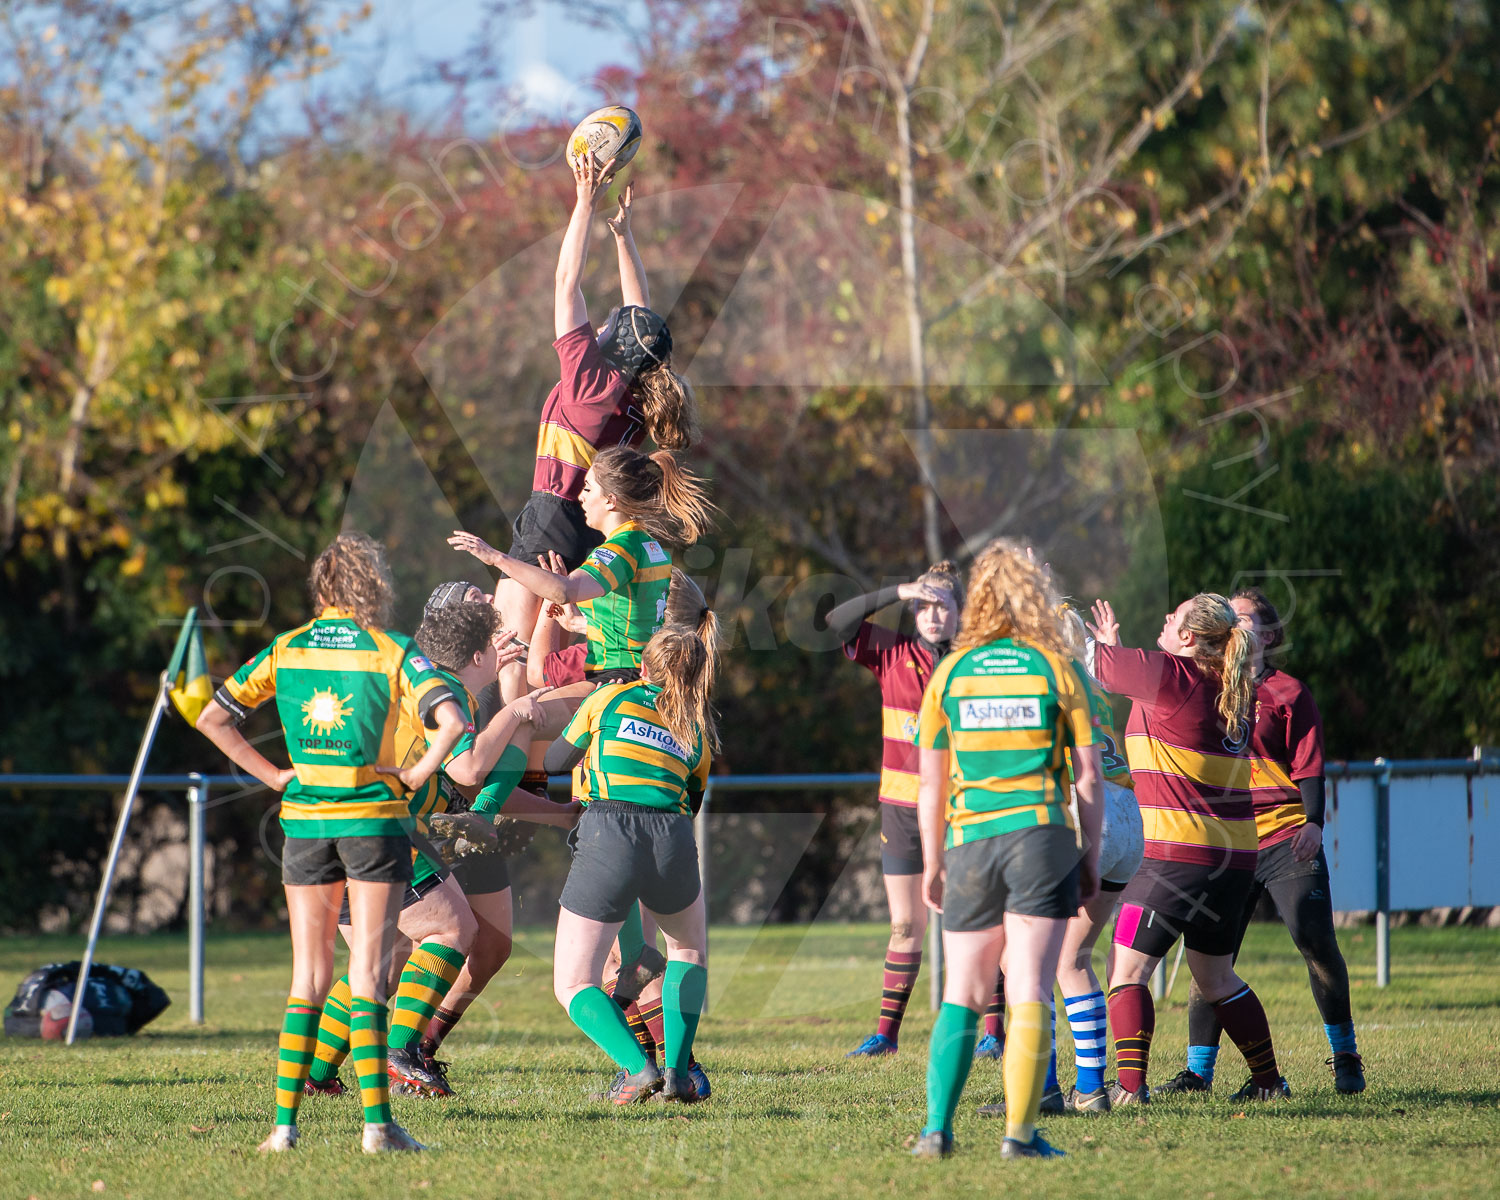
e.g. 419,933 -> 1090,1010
635,358 -> 699,451
643,626 -> 720,754
664,568 -> 721,696
1179,592 -> 1255,733
592,445 -> 717,546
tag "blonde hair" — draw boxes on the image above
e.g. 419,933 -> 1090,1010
917,559 -> 963,606
1057,603 -> 1090,668
308,532 -> 395,629
642,625 -> 720,754
664,568 -> 720,696
953,539 -> 1070,658
1180,592 -> 1256,730
592,446 -> 716,545
635,358 -> 700,451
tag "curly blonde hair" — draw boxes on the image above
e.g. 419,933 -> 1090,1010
308,532 -> 395,629
953,539 -> 1070,658
1179,593 -> 1256,731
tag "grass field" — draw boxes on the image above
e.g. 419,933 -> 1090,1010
2,923 -> 1496,1199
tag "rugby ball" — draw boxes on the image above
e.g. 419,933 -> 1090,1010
567,105 -> 643,171
40,989 -> 92,1041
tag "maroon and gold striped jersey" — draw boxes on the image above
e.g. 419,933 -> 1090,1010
531,324 -> 642,500
1247,667 -> 1324,847
844,622 -> 937,808
1094,644 -> 1256,873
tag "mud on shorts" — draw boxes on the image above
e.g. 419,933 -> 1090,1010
509,490 -> 604,573
560,800 -> 701,924
1096,780 -> 1145,892
281,835 -> 413,887
940,824 -> 1082,932
880,801 -> 924,876
1113,857 -> 1256,958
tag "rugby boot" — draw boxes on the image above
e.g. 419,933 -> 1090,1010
1065,1084 -> 1112,1114
976,1084 -> 1065,1118
1328,1052 -> 1366,1094
257,1126 -> 299,1153
972,1033 -> 1004,1060
1105,1079 -> 1150,1106
605,1059 -> 664,1105
1155,1068 -> 1210,1095
362,1122 -> 426,1153
1001,1131 -> 1066,1159
846,1032 -> 898,1057
660,1067 -> 703,1104
388,1045 -> 453,1098
910,1131 -> 954,1159
1230,1076 -> 1290,1102
303,1073 -> 348,1097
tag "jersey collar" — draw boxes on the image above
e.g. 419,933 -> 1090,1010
318,606 -> 358,621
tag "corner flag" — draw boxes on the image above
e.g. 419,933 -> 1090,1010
166,608 -> 212,724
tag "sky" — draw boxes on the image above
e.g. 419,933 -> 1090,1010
261,0 -> 642,134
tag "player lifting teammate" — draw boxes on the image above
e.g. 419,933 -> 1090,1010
195,533 -> 465,1154
1158,586 -> 1364,1097
493,149 -> 698,711
910,541 -> 1103,1161
1089,594 -> 1288,1106
826,563 -> 962,1058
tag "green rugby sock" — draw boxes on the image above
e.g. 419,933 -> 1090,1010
617,903 -> 647,965
567,986 -> 649,1073
273,996 -> 321,1126
349,996 -> 392,1125
662,961 -> 707,1071
923,1002 -> 979,1137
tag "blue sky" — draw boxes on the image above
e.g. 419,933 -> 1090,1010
262,0 -> 641,133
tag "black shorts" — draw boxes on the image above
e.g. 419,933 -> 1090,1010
282,835 -> 413,886
1254,835 -> 1330,891
451,851 -> 511,896
338,869 -> 447,924
880,803 -> 923,876
1114,857 -> 1256,958
941,825 -> 1081,931
510,490 -> 603,573
560,800 -> 700,924
584,666 -> 642,686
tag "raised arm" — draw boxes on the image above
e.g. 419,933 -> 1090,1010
606,182 -> 649,310
555,152 -> 618,339
449,531 -> 606,607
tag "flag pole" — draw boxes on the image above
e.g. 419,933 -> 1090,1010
66,671 -> 173,1045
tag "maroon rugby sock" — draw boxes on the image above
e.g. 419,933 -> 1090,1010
876,951 -> 922,1043
1213,986 -> 1280,1089
637,996 -> 665,1059
1108,983 -> 1154,1093
983,971 -> 1006,1040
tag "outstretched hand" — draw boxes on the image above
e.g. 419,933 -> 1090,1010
571,149 -> 618,205
606,181 -> 634,236
1087,599 -> 1121,647
450,530 -> 502,568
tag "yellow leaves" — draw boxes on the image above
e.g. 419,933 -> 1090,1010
1373,96 -> 1385,115
1212,145 -> 1236,174
120,545 -> 147,578
1142,168 -> 1159,188
44,277 -> 74,306
1317,96 -> 1332,120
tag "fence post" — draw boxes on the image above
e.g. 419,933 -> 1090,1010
187,773 -> 206,1025
1374,757 -> 1391,988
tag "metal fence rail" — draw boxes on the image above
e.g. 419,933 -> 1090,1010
4,751 -> 1496,1023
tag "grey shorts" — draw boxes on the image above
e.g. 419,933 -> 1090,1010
941,825 -> 1081,931
281,835 -> 413,887
560,801 -> 701,924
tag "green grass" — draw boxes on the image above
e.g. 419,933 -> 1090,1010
2,923 -> 1497,1199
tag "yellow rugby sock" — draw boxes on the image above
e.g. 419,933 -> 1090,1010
389,942 -> 465,1050
1002,1000 -> 1051,1144
273,996 -> 321,1126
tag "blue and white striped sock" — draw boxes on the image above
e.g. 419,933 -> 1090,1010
1064,990 -> 1108,1094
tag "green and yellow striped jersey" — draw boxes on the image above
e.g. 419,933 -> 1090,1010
1078,672 -> 1133,790
576,520 -> 672,673
561,681 -> 710,813
216,608 -> 453,839
917,638 -> 1097,848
